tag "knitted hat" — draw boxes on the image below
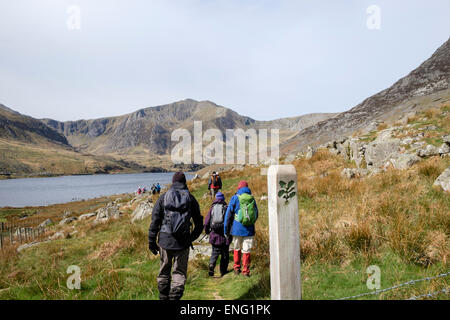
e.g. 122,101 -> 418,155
237,180 -> 248,190
215,192 -> 225,201
172,171 -> 186,184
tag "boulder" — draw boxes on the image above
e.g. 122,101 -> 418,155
433,167 -> 450,192
59,217 -> 77,225
417,144 -> 440,157
192,174 -> 199,180
38,218 -> 53,228
79,212 -> 97,221
388,154 -> 421,170
443,135 -> 450,144
260,195 -> 268,201
94,202 -> 121,223
365,139 -> 401,170
438,143 -> 450,156
49,231 -> 71,240
131,199 -> 154,223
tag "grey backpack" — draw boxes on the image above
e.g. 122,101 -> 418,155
210,203 -> 226,232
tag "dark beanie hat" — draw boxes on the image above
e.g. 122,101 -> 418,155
172,171 -> 186,184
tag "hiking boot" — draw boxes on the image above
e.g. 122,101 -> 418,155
208,265 -> 215,277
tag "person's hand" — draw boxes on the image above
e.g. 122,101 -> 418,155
149,242 -> 159,255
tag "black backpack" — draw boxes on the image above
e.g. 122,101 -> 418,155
210,203 -> 226,232
160,188 -> 192,245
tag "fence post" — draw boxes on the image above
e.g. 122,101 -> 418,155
267,165 -> 302,300
0,222 -> 3,250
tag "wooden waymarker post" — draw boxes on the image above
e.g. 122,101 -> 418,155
267,165 -> 301,300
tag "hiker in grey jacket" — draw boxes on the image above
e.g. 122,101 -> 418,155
148,171 -> 203,300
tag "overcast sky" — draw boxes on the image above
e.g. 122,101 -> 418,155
0,0 -> 449,121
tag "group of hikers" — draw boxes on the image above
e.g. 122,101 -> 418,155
148,171 -> 258,300
137,183 -> 161,196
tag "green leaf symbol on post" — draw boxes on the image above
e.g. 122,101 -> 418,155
277,180 -> 296,205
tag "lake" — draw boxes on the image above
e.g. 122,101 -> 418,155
0,172 -> 193,208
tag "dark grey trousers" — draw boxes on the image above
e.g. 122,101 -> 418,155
157,247 -> 189,300
210,244 -> 230,275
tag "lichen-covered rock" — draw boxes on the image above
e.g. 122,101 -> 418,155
365,139 -> 401,170
79,212 -> 97,221
131,199 -> 154,223
417,144 -> 440,157
433,167 -> 450,192
59,217 -> 77,225
94,202 -> 121,223
39,218 -> 53,228
388,154 -> 421,170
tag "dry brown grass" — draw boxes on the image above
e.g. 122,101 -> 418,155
249,147 -> 449,268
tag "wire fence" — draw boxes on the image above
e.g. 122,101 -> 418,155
0,219 -> 47,251
336,271 -> 450,300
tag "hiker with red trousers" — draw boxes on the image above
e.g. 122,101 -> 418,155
204,192 -> 231,277
224,181 -> 258,277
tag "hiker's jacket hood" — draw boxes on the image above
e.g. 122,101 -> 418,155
204,199 -> 230,246
224,186 -> 258,237
148,182 -> 203,250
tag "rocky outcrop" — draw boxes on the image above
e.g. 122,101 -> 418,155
387,154 -> 421,170
417,144 -> 440,157
38,218 -> 53,228
433,167 -> 450,192
94,202 -> 121,223
59,217 -> 77,225
131,199 -> 154,223
283,39 -> 450,152
79,212 -> 97,220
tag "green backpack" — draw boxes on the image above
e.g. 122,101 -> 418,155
235,193 -> 257,226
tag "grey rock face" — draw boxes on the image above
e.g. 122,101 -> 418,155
284,39 -> 450,152
131,199 -> 154,223
433,167 -> 450,192
388,154 -> 421,170
39,218 -> 53,228
365,139 -> 401,170
439,143 -> 450,155
59,217 -> 77,225
79,212 -> 97,221
95,202 -> 121,223
417,144 -> 440,157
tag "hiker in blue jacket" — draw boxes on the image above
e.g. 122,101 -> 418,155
224,180 -> 258,276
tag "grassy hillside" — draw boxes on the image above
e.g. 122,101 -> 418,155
0,138 -> 146,178
0,107 -> 448,300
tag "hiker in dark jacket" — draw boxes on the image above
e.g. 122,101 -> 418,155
148,171 -> 203,300
208,172 -> 222,198
224,180 -> 258,277
204,192 -> 231,277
